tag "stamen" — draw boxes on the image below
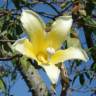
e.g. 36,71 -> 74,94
37,52 -> 48,64
47,47 -> 55,55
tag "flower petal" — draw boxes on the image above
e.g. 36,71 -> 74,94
41,64 -> 60,84
67,37 -> 81,48
49,47 -> 88,65
47,16 -> 73,50
21,10 -> 46,53
12,38 -> 36,60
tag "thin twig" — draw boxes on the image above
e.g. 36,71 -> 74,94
52,2 -> 73,20
70,87 -> 96,93
0,54 -> 22,61
0,40 -> 16,43
60,63 -> 70,96
40,0 -> 60,14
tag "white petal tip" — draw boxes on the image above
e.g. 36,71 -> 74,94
41,65 -> 60,84
81,49 -> 89,62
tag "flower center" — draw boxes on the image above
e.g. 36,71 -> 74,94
37,48 -> 55,64
37,52 -> 48,64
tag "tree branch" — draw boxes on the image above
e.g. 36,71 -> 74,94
0,40 -> 16,43
60,63 -> 70,96
0,54 -> 22,61
14,56 -> 50,96
52,2 -> 73,20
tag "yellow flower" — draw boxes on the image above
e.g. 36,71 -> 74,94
12,10 -> 88,84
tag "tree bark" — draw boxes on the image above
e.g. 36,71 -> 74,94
60,63 -> 69,96
13,56 -> 50,96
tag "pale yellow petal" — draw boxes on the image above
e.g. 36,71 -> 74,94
49,47 -> 88,65
20,10 -> 46,40
20,10 -> 46,53
12,38 -> 36,60
67,37 -> 81,48
47,16 -> 73,50
41,64 -> 60,84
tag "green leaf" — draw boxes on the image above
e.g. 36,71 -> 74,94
91,63 -> 96,72
12,0 -> 29,10
79,74 -> 85,86
83,16 -> 96,27
0,79 -> 6,92
72,74 -> 79,85
84,72 -> 90,80
11,71 -> 17,81
1,20 -> 9,32
52,0 -> 57,2
61,1 -> 70,9
85,1 -> 95,15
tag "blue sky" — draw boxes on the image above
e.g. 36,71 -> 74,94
0,0 -> 95,96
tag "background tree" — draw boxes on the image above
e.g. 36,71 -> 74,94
0,0 -> 96,96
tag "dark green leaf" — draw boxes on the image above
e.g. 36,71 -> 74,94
79,74 -> 85,86
11,71 -> 17,81
85,1 -> 95,15
1,20 -> 9,32
91,63 -> 96,72
72,74 -> 78,85
52,0 -> 56,2
84,72 -> 90,80
76,60 -> 82,66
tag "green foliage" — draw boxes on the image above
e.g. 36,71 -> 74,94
83,16 -> 96,28
91,63 -> 96,72
85,0 -> 95,15
0,79 -> 6,92
0,0 -> 96,95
